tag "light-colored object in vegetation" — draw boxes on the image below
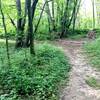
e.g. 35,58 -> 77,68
87,30 -> 96,39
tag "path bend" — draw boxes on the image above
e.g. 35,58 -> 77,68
55,39 -> 100,100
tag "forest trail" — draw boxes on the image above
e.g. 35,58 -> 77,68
0,39 -> 15,43
55,39 -> 100,100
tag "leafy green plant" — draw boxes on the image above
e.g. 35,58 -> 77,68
84,38 -> 100,70
0,43 -> 70,100
67,29 -> 88,40
86,77 -> 100,89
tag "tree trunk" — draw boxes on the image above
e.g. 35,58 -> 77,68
25,0 -> 38,47
15,0 -> 27,48
0,0 -> 10,65
60,0 -> 70,38
52,0 -> 56,31
26,0 -> 35,55
15,0 -> 24,48
73,0 -> 81,33
92,0 -> 95,29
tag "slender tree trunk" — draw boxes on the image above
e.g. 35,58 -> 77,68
45,0 -> 56,32
15,0 -> 24,48
26,0 -> 35,55
25,0 -> 38,47
52,0 -> 56,31
44,0 -> 52,32
60,0 -> 70,38
92,0 -> 95,29
15,0 -> 27,48
0,0 -> 10,66
34,1 -> 47,33
73,0 -> 81,33
72,0 -> 78,33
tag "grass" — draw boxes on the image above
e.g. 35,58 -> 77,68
0,42 -> 70,100
67,29 -> 88,40
86,77 -> 100,89
67,29 -> 100,40
84,37 -> 100,89
84,38 -> 100,70
67,34 -> 86,40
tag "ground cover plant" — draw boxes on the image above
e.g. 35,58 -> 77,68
0,42 -> 70,100
84,38 -> 100,70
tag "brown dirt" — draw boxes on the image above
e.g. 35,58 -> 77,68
55,39 -> 100,100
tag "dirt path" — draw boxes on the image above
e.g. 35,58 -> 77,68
55,39 -> 100,100
0,39 -> 15,43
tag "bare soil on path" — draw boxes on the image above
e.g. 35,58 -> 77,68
55,39 -> 100,100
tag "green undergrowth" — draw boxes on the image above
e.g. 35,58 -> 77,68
67,29 -> 100,40
0,42 -> 70,100
67,29 -> 88,40
84,38 -> 100,70
84,38 -> 100,89
86,77 -> 100,89
67,34 -> 86,40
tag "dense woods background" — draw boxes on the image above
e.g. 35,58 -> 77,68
0,0 -> 100,42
